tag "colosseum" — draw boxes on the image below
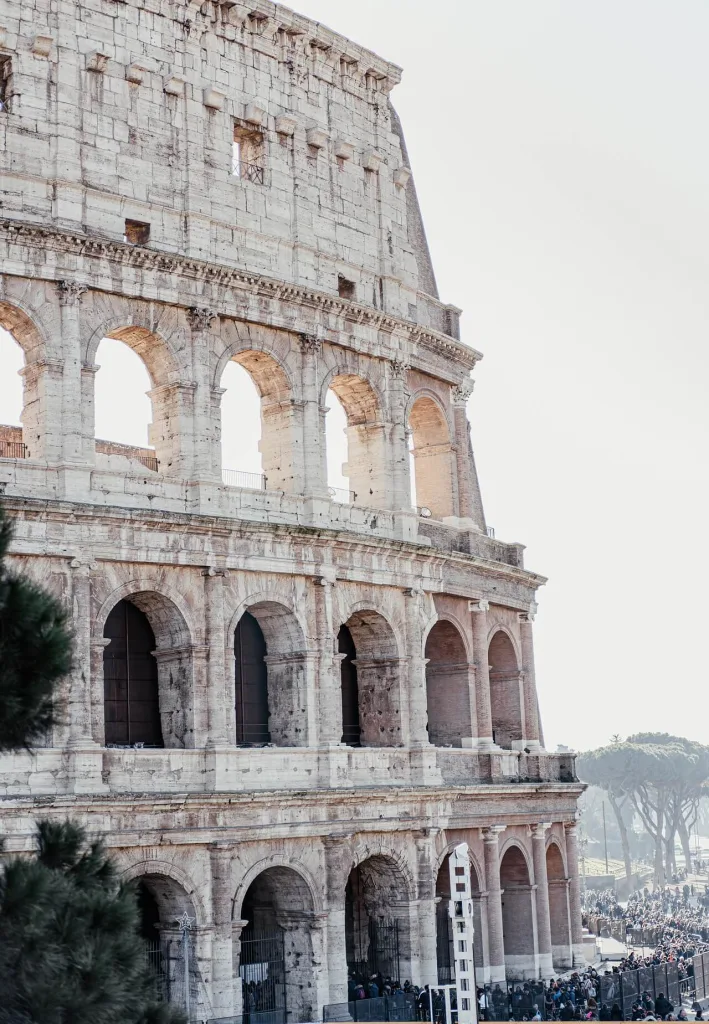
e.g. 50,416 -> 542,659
0,0 -> 583,1020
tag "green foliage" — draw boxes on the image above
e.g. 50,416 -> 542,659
0,504 -> 74,750
0,820 -> 186,1024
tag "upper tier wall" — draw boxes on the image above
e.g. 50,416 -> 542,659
0,0 -> 454,333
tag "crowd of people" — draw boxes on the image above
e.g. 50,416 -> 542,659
582,885 -> 709,961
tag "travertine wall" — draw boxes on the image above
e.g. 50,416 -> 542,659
0,1 -> 583,1020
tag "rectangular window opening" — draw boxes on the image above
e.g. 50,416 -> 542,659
338,275 -> 355,300
233,125 -> 264,184
455,866 -> 465,875
124,219 -> 150,245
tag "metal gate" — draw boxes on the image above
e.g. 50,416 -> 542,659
348,918 -> 401,982
435,902 -> 454,983
239,927 -> 287,1024
144,927 -> 197,1019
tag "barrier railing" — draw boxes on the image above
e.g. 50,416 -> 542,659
0,439 -> 27,459
222,468 -> 267,490
324,993 -> 418,1022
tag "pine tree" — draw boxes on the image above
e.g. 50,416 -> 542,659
0,820 -> 186,1024
0,503 -> 73,750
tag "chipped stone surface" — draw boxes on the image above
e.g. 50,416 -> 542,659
0,0 -> 582,1017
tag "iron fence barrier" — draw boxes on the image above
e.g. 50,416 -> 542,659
208,1014 -> 286,1024
323,994 -> 418,1022
222,468 -> 268,490
137,454 -> 159,472
0,439 -> 27,459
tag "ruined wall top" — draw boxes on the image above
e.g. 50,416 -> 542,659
0,0 -> 456,336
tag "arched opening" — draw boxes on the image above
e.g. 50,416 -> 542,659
425,620 -> 472,747
325,387 -> 351,502
338,624 -> 361,746
233,601 -> 309,747
546,843 -> 571,970
104,600 -> 162,747
220,350 -> 294,492
235,611 -> 269,745
408,396 -> 454,520
94,334 -> 160,472
499,846 -> 536,980
101,592 -> 194,748
135,873 -> 199,1015
339,610 -> 402,748
435,853 -> 483,984
326,374 -> 388,508
0,326 -> 24,459
238,867 -> 317,1024
345,856 -> 413,986
488,631 -> 523,750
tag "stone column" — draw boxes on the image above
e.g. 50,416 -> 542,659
530,824 -> 554,978
188,307 -> 219,481
564,822 -> 585,966
57,281 -> 87,464
414,829 -> 440,986
389,359 -> 413,512
323,835 -> 352,1005
67,559 -> 96,747
300,335 -> 328,498
231,918 -> 249,1018
203,568 -> 228,748
404,584 -> 430,748
519,612 -> 541,748
482,826 -> 506,983
314,573 -> 341,747
89,636 -> 111,745
79,362 -> 99,463
471,601 -> 494,748
451,381 -> 485,529
210,843 -> 235,1018
18,358 -> 64,463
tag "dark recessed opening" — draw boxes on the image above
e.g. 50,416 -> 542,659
338,275 -> 355,300
124,219 -> 151,245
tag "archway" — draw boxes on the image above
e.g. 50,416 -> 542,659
435,853 -> 483,984
345,855 -> 413,985
92,328 -> 174,472
0,302 -> 49,461
546,843 -> 571,970
499,845 -> 536,980
238,866 -> 318,1024
339,610 -> 402,748
220,350 -> 294,492
488,631 -> 523,750
408,396 -> 454,520
101,592 -> 194,748
134,873 -> 200,1015
0,327 -> 24,459
425,620 -> 472,746
326,374 -> 388,508
233,601 -> 309,747
338,624 -> 360,746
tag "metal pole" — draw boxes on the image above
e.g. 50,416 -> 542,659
183,926 -> 190,1020
603,802 -> 609,874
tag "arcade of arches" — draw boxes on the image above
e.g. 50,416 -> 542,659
128,827 -> 581,1022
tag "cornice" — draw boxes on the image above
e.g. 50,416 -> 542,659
1,495 -> 547,593
0,220 -> 481,378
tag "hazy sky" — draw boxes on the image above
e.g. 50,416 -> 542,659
2,1 -> 708,752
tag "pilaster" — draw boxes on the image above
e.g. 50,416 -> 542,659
470,601 -> 495,749
530,823 -> 554,978
482,826 -> 506,983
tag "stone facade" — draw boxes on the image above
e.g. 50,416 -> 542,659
0,0 -> 583,1020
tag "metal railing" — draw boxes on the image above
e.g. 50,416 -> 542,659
0,439 -> 27,459
136,454 -> 159,472
222,468 -> 267,491
329,486 -> 357,504
233,161 -> 265,184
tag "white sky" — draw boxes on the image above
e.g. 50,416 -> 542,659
2,0 -> 708,752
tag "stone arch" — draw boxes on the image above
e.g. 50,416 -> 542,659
229,594 -> 310,747
435,845 -> 484,981
424,618 -> 473,747
499,842 -> 537,979
338,607 -> 403,747
235,862 -> 320,1024
218,338 -> 297,493
95,584 -> 196,749
322,365 -> 390,509
121,858 -> 207,927
0,300 -> 53,460
345,848 -> 416,984
407,390 -> 455,519
546,839 -> 572,970
488,628 -> 523,750
232,856 -> 323,920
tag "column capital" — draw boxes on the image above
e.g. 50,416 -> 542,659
530,822 -> 552,838
470,599 -> 490,613
564,817 -> 581,834
201,566 -> 230,578
69,556 -> 97,576
481,825 -> 506,842
299,333 -> 322,355
452,379 -> 475,405
389,358 -> 410,380
57,280 -> 88,305
187,306 -> 217,332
